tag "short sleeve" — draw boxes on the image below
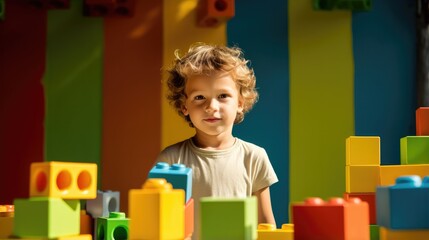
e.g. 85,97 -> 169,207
251,147 -> 279,193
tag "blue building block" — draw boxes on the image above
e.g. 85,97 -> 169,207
148,162 -> 192,203
86,190 -> 120,218
376,175 -> 429,229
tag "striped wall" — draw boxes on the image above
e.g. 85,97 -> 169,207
0,0 -> 417,225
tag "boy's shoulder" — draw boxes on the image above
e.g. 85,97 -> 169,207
236,138 -> 267,154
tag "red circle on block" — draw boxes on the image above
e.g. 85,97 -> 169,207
56,170 -> 72,190
77,170 -> 92,191
36,172 -> 47,192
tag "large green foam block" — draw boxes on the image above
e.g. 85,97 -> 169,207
400,136 -> 429,165
200,197 -> 257,240
13,197 -> 80,238
43,0 -> 103,184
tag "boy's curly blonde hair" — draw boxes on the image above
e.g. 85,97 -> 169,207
166,43 -> 258,127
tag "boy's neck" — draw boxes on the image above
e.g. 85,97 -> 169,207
192,133 -> 236,150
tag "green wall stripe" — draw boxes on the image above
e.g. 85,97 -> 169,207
43,0 -> 103,185
289,1 -> 354,203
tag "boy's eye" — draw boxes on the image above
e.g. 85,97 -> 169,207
194,95 -> 205,100
219,94 -> 228,99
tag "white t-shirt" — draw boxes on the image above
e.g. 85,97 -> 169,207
156,137 -> 278,240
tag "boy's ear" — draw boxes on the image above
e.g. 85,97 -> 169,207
238,99 -> 244,112
181,105 -> 189,116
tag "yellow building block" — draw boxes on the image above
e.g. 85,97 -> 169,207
257,223 -> 293,240
30,161 -> 97,199
379,164 -> 429,185
0,216 -> 13,238
128,178 -> 184,240
346,136 -> 380,166
346,165 -> 380,193
5,234 -> 93,240
380,227 -> 429,240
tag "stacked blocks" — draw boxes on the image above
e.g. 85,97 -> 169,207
400,136 -> 429,164
200,196 -> 257,240
14,161 -> 97,239
416,107 -> 429,136
292,197 -> 369,240
196,0 -> 235,27
86,190 -> 120,218
376,175 -> 429,229
149,162 -> 192,203
83,0 -> 136,17
30,161 -> 97,199
257,223 -> 294,240
97,212 -> 129,240
128,178 -> 185,240
345,136 -> 379,224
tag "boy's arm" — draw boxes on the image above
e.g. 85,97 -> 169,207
253,186 -> 276,225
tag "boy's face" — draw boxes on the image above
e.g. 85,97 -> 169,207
182,72 -> 243,138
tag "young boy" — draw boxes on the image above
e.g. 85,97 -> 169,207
156,43 -> 278,239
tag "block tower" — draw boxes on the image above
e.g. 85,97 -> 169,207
13,161 -> 97,239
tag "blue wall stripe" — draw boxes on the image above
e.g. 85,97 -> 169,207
353,0 -> 417,165
227,0 -> 289,225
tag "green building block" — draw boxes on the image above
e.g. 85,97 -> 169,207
370,225 -> 379,240
313,0 -> 372,11
13,197 -> 80,238
401,136 -> 429,164
0,0 -> 4,21
97,212 -> 129,240
200,197 -> 257,240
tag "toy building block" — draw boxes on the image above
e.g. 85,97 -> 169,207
86,190 -> 120,218
379,164 -> 429,185
400,136 -> 429,164
379,227 -> 429,240
28,0 -> 70,9
0,0 -> 4,21
370,225 -> 379,240
292,197 -> 369,240
185,198 -> 194,239
257,223 -> 294,240
346,165 -> 380,192
346,136 -> 380,166
83,0 -> 135,17
30,161 -> 97,199
197,0 -> 235,27
313,0 -> 372,11
128,178 -> 184,240
149,162 -> 192,203
80,210 -> 94,235
7,234 -> 93,240
13,197 -> 80,238
0,205 -> 14,238
344,192 -> 376,224
376,175 -> 429,229
97,212 -> 129,240
200,197 -> 257,240
416,107 -> 429,135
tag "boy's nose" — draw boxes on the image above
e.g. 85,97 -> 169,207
205,98 -> 219,112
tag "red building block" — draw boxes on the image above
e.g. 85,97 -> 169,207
416,107 -> 429,136
28,0 -> 70,9
344,192 -> 376,224
83,0 -> 135,17
292,197 -> 369,240
197,0 -> 235,27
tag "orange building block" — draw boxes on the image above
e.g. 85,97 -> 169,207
30,161 -> 97,199
128,178 -> 184,240
344,192 -> 376,224
80,210 -> 93,235
185,198 -> 194,239
380,227 -> 429,240
0,205 -> 14,238
197,0 -> 235,27
416,107 -> 429,136
380,164 -> 429,185
292,197 -> 369,240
